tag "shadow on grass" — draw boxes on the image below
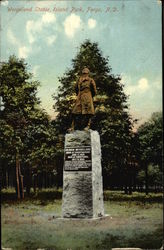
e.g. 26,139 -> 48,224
2,225 -> 163,250
100,228 -> 163,249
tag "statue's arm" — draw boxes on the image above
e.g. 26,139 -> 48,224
91,78 -> 97,97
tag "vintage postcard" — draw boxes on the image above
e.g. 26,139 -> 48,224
1,0 -> 163,249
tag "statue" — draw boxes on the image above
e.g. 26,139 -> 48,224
69,67 -> 97,132
63,68 -> 104,218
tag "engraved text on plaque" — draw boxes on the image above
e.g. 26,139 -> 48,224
64,146 -> 91,171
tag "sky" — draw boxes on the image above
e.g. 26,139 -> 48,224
1,0 -> 162,128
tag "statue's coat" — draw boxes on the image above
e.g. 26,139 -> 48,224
72,76 -> 97,115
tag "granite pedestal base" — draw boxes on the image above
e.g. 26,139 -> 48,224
62,130 -> 104,218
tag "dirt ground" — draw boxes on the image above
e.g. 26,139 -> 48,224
1,200 -> 163,250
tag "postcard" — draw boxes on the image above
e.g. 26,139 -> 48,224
1,1 -> 163,249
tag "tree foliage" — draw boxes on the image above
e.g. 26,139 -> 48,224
137,112 -> 162,168
53,40 -> 135,188
0,56 -> 57,197
137,165 -> 162,188
136,112 -> 162,194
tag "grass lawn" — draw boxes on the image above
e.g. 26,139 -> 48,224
1,189 -> 163,250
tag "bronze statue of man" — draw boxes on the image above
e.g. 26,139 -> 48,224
69,67 -> 97,131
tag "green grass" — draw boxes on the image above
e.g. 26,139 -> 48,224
1,189 -> 163,250
1,188 -> 163,203
1,188 -> 63,204
103,190 -> 163,202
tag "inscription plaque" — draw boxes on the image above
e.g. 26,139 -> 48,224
64,146 -> 91,171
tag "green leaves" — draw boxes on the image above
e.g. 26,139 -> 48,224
137,164 -> 162,186
1,55 -> 58,177
138,112 -> 162,167
52,40 -> 135,187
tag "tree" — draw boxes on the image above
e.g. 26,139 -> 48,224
53,40 -> 135,190
137,111 -> 162,194
0,119 -> 15,188
136,165 -> 162,191
0,56 -> 41,198
23,109 -> 58,194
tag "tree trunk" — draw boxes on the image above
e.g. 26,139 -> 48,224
38,172 -> 43,190
45,172 -> 47,188
128,166 -> 132,195
18,163 -> 24,199
11,167 -> 15,187
124,170 -> 128,194
124,185 -> 128,194
154,184 -> 157,193
133,170 -> 136,192
129,183 -> 132,195
16,156 -> 20,199
6,170 -> 9,189
26,181 -> 31,195
145,164 -> 149,195
25,168 -> 32,196
15,154 -> 24,199
130,177 -> 132,194
33,175 -> 37,193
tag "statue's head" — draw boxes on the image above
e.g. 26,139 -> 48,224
82,67 -> 90,75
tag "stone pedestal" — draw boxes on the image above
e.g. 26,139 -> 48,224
62,130 -> 104,218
